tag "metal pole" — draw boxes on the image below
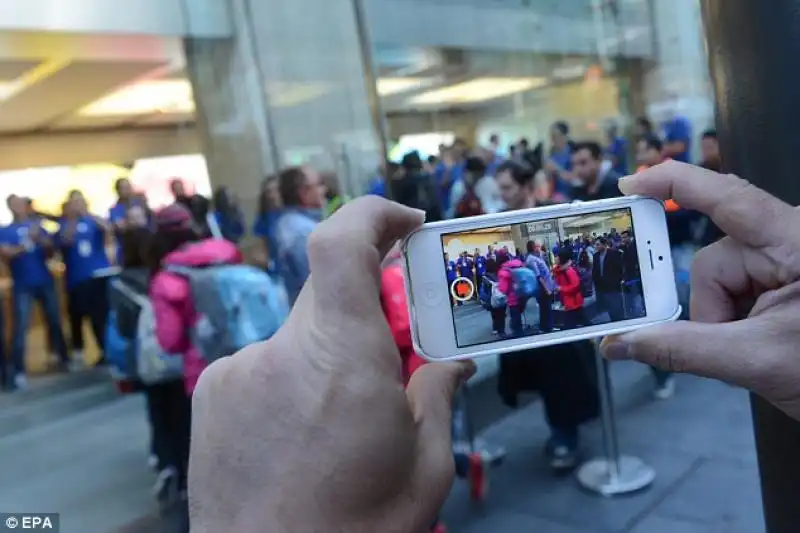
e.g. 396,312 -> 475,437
701,2 -> 800,530
598,358 -> 621,479
577,343 -> 655,496
351,0 -> 393,199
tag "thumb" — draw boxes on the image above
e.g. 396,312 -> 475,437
405,360 -> 476,492
601,320 -> 758,389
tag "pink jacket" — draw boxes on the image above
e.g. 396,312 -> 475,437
498,258 -> 524,307
380,257 -> 425,387
149,238 -> 243,395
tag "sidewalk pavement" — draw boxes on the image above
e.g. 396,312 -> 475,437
0,360 -> 764,533
441,360 -> 764,533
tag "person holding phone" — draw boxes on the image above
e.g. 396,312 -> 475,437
185,166 -> 800,533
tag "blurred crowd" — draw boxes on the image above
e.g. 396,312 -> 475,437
0,108 -> 723,533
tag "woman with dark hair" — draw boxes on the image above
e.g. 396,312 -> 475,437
211,186 -> 245,243
148,203 -> 242,530
252,175 -> 284,273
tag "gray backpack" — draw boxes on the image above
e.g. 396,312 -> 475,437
167,264 -> 289,362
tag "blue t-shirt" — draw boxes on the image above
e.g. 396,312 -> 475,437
663,116 -> 692,163
606,137 -> 628,175
445,260 -> 456,282
434,162 -> 464,215
0,221 -> 54,289
366,177 -> 387,198
456,257 -> 473,278
57,217 -> 110,289
475,255 -> 487,277
253,210 -> 283,273
550,146 -> 573,196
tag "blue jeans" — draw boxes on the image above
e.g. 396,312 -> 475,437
12,282 -> 68,374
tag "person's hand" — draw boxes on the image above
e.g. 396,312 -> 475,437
189,196 -> 475,533
601,161 -> 800,421
544,158 -> 560,174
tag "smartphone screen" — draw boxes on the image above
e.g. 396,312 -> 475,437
442,207 -> 644,348
404,197 -> 679,360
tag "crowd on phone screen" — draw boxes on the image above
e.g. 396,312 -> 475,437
0,111 -> 723,531
449,227 -> 645,339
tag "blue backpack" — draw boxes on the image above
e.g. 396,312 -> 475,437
105,311 -> 135,378
168,264 -> 289,362
510,266 -> 539,299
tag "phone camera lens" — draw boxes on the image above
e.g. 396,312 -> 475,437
647,240 -> 652,245
658,255 -> 664,261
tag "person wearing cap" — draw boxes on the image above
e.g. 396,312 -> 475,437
148,202 -> 242,525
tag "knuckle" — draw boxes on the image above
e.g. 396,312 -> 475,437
649,342 -> 685,374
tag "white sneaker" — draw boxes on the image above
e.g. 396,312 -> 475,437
654,376 -> 676,400
153,466 -> 179,505
13,373 -> 28,390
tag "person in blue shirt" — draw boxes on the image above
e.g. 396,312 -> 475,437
252,175 -> 284,275
662,114 -> 692,163
444,252 -> 457,307
454,251 -> 473,306
604,123 -> 628,175
545,121 -> 575,196
108,178 -> 150,264
474,248 -> 487,280
57,192 -> 112,367
273,167 -> 325,305
0,194 -> 69,389
211,186 -> 245,243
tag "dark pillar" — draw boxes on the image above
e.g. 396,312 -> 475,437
701,2 -> 800,532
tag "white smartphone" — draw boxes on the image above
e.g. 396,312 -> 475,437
402,196 -> 681,361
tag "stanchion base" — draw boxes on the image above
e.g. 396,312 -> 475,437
576,455 -> 656,497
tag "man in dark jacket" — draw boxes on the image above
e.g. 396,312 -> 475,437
592,237 -> 625,322
494,160 -> 599,472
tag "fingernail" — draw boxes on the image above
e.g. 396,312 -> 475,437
603,341 -> 631,361
618,175 -> 634,194
460,360 -> 477,382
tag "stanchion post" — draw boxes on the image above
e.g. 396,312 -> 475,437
576,343 -> 655,496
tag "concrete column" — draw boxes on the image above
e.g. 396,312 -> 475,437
186,0 -> 383,212
702,1 -> 800,531
644,0 -> 715,139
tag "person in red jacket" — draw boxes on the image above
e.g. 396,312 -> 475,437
380,250 -> 426,386
553,248 -> 587,329
380,249 -> 448,533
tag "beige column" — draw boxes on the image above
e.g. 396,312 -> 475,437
185,0 -> 383,212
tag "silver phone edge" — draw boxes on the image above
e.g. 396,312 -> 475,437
400,195 -> 677,362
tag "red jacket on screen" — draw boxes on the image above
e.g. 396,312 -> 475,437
553,264 -> 584,311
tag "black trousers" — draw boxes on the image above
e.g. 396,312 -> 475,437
145,380 -> 192,490
67,277 -> 109,353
